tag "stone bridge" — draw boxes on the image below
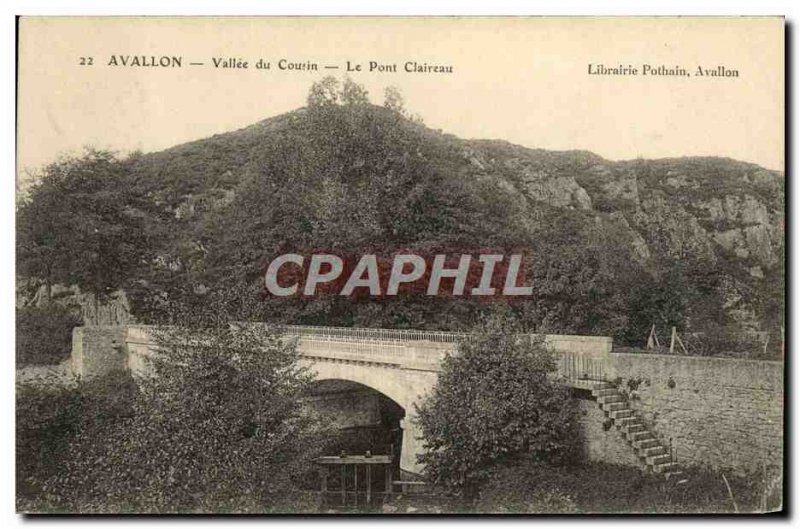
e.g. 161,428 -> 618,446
73,324 -> 612,476
285,326 -> 611,474
70,324 -> 784,476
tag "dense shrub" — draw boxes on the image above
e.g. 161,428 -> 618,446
415,310 -> 581,499
15,298 -> 328,514
17,315 -> 330,513
16,370 -> 137,512
16,305 -> 82,367
98,323 -> 329,513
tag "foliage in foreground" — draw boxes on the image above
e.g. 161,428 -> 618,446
476,459 -> 783,514
16,371 -> 137,511
415,310 -> 581,499
17,289 -> 330,513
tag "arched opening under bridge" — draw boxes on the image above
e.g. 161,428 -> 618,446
305,379 -> 405,462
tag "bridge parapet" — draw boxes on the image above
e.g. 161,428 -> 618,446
294,335 -> 449,372
286,325 -> 612,354
287,325 -> 613,382
74,324 -> 613,383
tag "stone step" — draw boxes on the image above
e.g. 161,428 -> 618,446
392,480 -> 428,494
626,430 -> 650,442
629,431 -> 654,442
625,424 -> 646,434
646,454 -> 673,466
603,402 -> 628,412
666,471 -> 686,482
615,416 -> 639,426
610,409 -> 633,419
593,388 -> 618,397
653,461 -> 680,474
591,381 -> 615,390
641,446 -> 667,457
633,438 -> 660,450
598,394 -> 625,404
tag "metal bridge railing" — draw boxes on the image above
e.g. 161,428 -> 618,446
294,336 -> 410,359
285,324 -> 611,382
559,351 -> 607,382
286,325 -> 465,344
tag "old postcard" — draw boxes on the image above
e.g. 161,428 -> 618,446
15,16 -> 784,514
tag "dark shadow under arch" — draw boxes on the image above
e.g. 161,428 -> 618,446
306,378 -> 405,460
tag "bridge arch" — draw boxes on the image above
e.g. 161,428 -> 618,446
298,358 -> 437,476
301,360 -> 415,411
306,378 -> 406,455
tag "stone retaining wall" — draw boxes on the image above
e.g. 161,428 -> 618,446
578,399 -> 643,469
595,352 -> 784,473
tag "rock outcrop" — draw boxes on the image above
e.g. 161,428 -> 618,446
22,284 -> 134,326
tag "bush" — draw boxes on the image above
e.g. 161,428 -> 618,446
16,305 -> 82,367
17,283 -> 333,513
17,323 -> 329,513
98,323 -> 330,513
415,309 -> 581,500
16,370 -> 137,512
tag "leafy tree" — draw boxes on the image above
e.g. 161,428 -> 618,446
623,259 -> 690,344
755,235 -> 785,348
187,78 -> 526,329
518,208 -> 644,340
415,309 -> 580,499
16,150 -> 159,296
22,286 -> 329,513
306,76 -> 340,107
341,77 -> 370,106
383,86 -> 406,115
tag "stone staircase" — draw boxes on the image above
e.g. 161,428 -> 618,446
589,381 -> 683,480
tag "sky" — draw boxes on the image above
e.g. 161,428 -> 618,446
17,16 -> 784,184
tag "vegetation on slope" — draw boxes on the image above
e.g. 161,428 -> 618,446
16,78 -> 785,356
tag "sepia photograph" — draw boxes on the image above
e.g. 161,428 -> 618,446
14,16 -> 785,515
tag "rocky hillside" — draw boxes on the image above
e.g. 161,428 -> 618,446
18,283 -> 134,326
467,141 -> 783,270
16,83 -> 784,352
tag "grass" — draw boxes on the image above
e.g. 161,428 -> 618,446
473,459 -> 782,514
